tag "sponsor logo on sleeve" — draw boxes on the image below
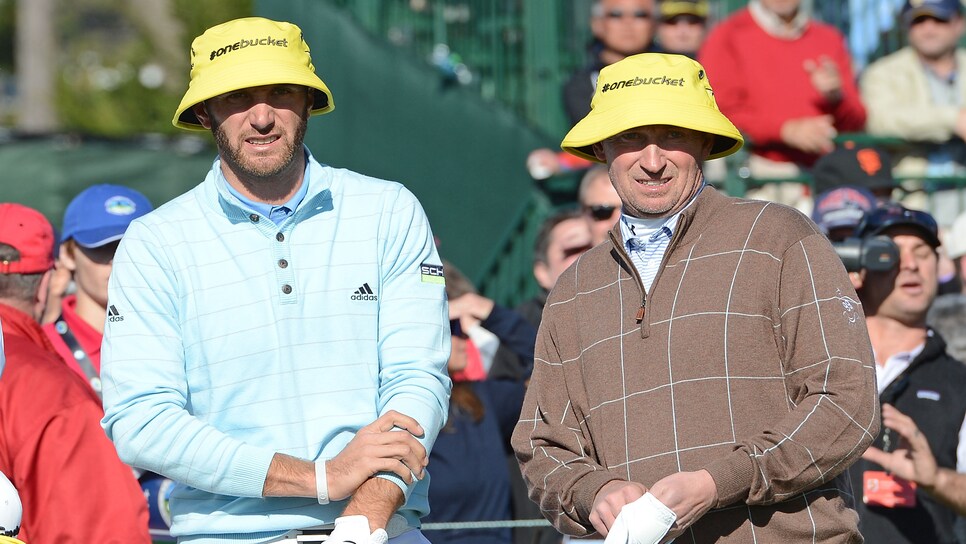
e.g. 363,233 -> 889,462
420,263 -> 445,284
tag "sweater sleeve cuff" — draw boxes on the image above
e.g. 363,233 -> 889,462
573,470 -> 626,525
704,449 -> 755,508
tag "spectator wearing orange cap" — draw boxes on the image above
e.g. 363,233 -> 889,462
811,144 -> 898,202
0,203 -> 149,544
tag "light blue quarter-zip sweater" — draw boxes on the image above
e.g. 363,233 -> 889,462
101,151 -> 451,543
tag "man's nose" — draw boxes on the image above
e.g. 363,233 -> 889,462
247,101 -> 276,130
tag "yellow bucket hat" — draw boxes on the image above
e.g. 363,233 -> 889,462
173,17 -> 334,131
562,53 -> 743,162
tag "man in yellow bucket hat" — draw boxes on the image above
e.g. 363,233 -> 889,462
99,17 -> 451,544
512,53 -> 879,543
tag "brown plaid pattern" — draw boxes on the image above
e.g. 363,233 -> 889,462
513,189 -> 879,543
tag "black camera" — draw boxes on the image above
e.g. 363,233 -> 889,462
832,236 -> 899,273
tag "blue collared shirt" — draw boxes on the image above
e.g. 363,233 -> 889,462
222,167 -> 309,225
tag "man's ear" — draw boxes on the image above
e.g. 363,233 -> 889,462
193,103 -> 212,129
305,87 -> 315,114
533,262 -> 553,291
59,243 -> 77,273
703,134 -> 715,158
33,269 -> 53,323
592,142 -> 607,162
849,270 -> 865,291
590,14 -> 605,40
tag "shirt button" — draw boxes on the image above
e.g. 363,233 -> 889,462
281,284 -> 293,294
249,214 -> 260,223
278,259 -> 288,269
276,232 -> 285,242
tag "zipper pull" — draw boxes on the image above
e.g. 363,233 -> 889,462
635,304 -> 645,323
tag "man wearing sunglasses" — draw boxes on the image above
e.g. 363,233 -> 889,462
655,0 -> 709,59
564,0 -> 657,127
528,0 -> 658,183
513,53 -> 878,543
846,204 -> 966,544
578,165 -> 623,245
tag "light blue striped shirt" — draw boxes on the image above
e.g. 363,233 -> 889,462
619,215 -> 675,293
101,150 -> 451,542
618,185 -> 704,292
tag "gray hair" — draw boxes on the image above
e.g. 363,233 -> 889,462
577,165 -> 611,205
928,294 -> 966,362
0,243 -> 45,303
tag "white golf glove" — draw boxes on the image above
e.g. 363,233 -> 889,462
328,515 -> 389,544
603,492 -> 677,544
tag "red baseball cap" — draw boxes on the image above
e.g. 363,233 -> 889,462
0,203 -> 55,274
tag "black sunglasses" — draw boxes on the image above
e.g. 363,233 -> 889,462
663,14 -> 706,26
584,204 -> 619,222
606,9 -> 651,19
450,318 -> 468,339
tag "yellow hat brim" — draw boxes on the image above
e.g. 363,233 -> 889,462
172,59 -> 334,131
561,97 -> 743,162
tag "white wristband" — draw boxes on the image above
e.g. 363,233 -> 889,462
315,459 -> 329,505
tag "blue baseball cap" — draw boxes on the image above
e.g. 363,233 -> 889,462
902,0 -> 963,26
812,186 -> 877,234
61,184 -> 153,247
856,202 -> 941,248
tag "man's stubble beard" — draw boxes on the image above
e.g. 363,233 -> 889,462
213,112 -> 309,183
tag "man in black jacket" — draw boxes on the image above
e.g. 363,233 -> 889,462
850,203 -> 966,544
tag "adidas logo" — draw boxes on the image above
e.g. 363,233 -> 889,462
351,283 -> 378,301
107,304 -> 124,322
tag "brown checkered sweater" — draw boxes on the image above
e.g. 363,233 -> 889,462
512,188 -> 880,543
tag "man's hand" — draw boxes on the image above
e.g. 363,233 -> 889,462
527,148 -> 563,180
590,480 -> 648,536
862,403 -> 938,490
780,116 -> 837,155
326,410 -> 428,501
804,56 -> 843,103
448,292 -> 495,332
649,470 -> 717,540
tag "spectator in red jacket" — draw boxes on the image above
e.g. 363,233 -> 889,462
0,203 -> 150,544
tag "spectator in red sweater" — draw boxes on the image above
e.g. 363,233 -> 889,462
699,0 -> 866,211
